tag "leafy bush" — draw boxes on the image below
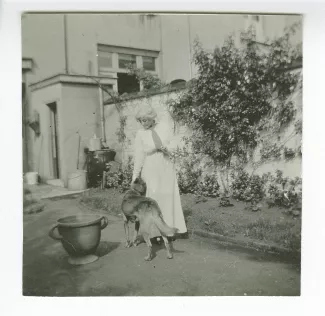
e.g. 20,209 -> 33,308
177,159 -> 203,195
174,141 -> 203,194
230,169 -> 265,204
266,170 -> 302,209
219,193 -> 233,207
230,169 -> 250,199
197,173 -> 220,197
105,157 -> 134,192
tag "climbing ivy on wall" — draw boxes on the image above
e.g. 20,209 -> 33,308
168,23 -> 302,172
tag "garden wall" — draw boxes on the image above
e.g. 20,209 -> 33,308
105,68 -> 302,180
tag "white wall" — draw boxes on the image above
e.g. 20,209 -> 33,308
28,83 -> 63,180
22,14 -> 66,83
28,81 -> 101,185
60,84 -> 101,186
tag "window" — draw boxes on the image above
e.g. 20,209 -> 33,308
142,56 -> 155,71
118,53 -> 136,69
97,45 -> 159,95
98,52 -> 113,69
117,73 -> 140,95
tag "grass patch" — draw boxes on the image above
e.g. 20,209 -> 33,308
242,219 -> 301,251
79,188 -> 122,215
181,193 -> 301,252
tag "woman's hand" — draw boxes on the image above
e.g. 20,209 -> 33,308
158,145 -> 169,155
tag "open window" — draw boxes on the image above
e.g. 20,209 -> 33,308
117,73 -> 140,95
97,45 -> 159,95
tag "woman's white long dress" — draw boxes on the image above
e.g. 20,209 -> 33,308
132,122 -> 187,237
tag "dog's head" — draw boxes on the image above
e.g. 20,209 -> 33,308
131,177 -> 146,196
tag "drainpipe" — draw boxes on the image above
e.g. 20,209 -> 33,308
159,15 -> 164,82
187,15 -> 192,80
63,14 -> 69,74
99,84 -> 106,143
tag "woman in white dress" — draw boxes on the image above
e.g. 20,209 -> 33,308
131,105 -> 187,239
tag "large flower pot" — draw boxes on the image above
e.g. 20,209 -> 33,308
49,214 -> 108,265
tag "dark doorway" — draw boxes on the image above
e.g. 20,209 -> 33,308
117,73 -> 140,95
48,102 -> 60,179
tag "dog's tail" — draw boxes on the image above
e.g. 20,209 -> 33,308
137,200 -> 179,237
155,218 -> 178,237
151,208 -> 179,237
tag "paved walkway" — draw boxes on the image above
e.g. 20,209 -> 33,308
23,197 -> 300,296
24,183 -> 87,200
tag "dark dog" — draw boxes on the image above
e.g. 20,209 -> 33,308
121,177 -> 178,261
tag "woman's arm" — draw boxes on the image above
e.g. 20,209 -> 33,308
151,124 -> 179,156
132,132 -> 145,182
151,129 -> 164,150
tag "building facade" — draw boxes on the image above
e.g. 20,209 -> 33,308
21,14 -> 302,187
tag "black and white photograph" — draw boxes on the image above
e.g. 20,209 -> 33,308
20,12 -> 303,296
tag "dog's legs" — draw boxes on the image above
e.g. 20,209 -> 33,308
124,220 -> 132,248
132,220 -> 140,246
162,235 -> 173,259
142,233 -> 153,261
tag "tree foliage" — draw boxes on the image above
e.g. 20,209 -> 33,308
168,24 -> 302,168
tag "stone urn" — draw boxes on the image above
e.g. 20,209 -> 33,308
49,214 -> 108,265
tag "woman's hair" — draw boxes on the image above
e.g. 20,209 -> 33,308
135,105 -> 157,121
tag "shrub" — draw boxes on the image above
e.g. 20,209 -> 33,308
219,193 -> 233,207
176,143 -> 203,194
105,157 -> 134,192
197,173 -> 220,197
230,169 -> 265,204
266,170 -> 302,209
177,162 -> 202,194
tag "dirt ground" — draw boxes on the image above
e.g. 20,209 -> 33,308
23,195 -> 300,296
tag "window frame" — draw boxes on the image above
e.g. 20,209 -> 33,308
118,53 -> 137,69
97,44 -> 160,79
